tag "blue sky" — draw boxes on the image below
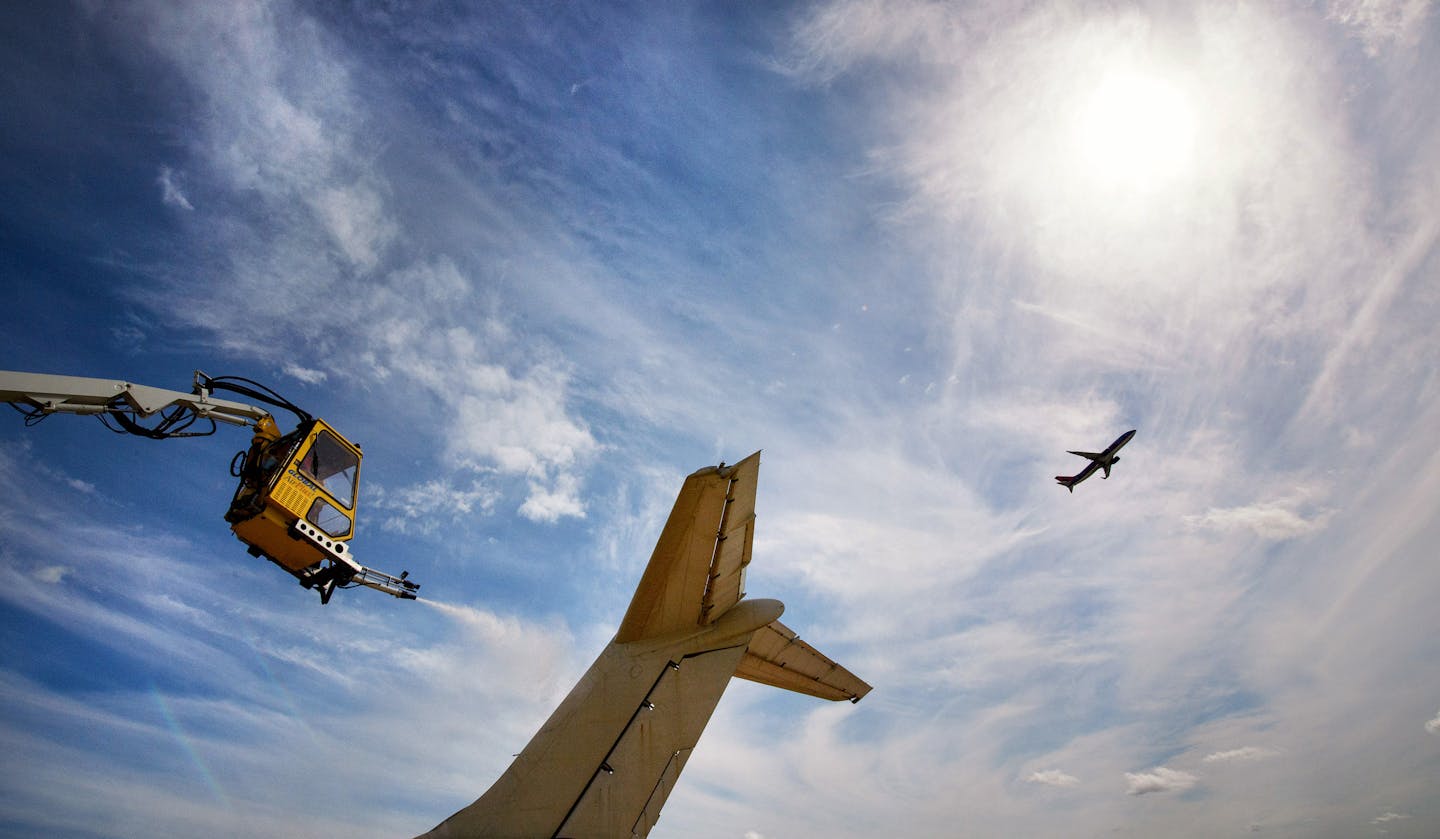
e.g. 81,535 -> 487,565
2,1 -> 1438,836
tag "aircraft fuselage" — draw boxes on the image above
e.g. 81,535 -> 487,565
1057,429 -> 1136,491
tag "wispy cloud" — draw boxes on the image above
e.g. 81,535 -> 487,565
1297,218 -> 1440,425
1124,766 -> 1199,795
31,566 -> 69,584
369,478 -> 500,535
1026,768 -> 1080,787
120,3 -> 599,521
310,182 -> 395,271
1185,502 -> 1330,541
156,165 -> 193,210
64,477 -> 96,494
281,363 -> 327,385
1326,0 -> 1432,55
1201,746 -> 1280,764
1426,710 -> 1440,735
784,0 -> 957,82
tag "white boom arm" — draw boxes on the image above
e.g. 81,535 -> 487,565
0,370 -> 272,428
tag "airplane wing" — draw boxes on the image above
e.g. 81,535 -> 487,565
736,619 -> 871,702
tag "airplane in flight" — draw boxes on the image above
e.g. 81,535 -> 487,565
420,451 -> 870,838
1055,429 -> 1136,493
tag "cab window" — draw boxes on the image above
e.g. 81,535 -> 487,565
297,430 -> 359,509
307,498 -> 352,538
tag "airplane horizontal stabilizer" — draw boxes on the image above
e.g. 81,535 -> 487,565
734,619 -> 871,703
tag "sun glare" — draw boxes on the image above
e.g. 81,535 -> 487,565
1074,70 -> 1196,191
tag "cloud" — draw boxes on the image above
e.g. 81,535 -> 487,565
1201,746 -> 1280,764
32,566 -> 69,585
64,478 -> 96,494
1026,769 -> 1080,787
760,444 -> 1032,609
157,165 -> 193,210
119,5 -> 600,523
1297,217 -> 1440,423
1372,810 -> 1411,823
282,363 -> 327,385
1124,766 -> 1198,795
139,1 -> 399,276
310,182 -> 396,271
1185,502 -> 1330,541
518,472 -> 586,523
370,478 -> 500,535
1326,0 -> 1432,55
1426,710 -> 1440,735
785,0 -> 957,82
449,362 -> 598,479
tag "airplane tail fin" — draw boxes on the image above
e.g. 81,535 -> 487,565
734,619 -> 871,703
1056,476 -> 1076,492
418,453 -> 870,839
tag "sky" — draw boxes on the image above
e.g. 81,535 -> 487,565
1,1 -> 1438,836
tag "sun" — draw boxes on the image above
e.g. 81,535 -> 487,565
1073,70 -> 1197,192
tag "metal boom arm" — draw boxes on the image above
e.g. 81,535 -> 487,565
0,370 -> 273,430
